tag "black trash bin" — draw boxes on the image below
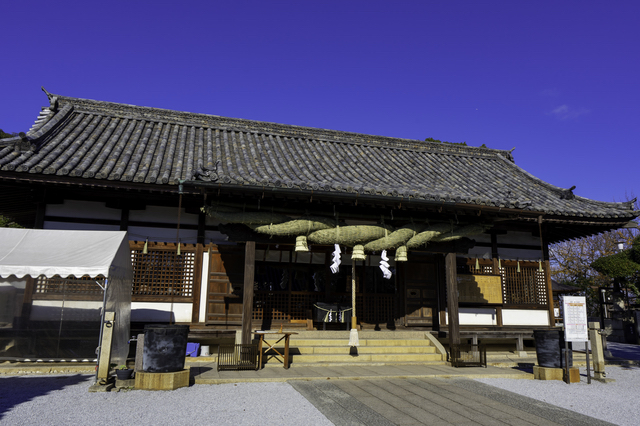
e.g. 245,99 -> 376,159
533,329 -> 572,368
143,324 -> 190,373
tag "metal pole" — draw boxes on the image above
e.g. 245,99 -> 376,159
564,339 -> 570,384
94,278 -> 108,384
586,340 -> 591,384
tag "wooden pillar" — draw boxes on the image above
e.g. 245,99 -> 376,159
197,211 -> 206,245
445,252 -> 460,346
119,208 -> 129,231
241,241 -> 256,345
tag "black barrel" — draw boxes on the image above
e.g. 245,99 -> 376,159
533,329 -> 573,368
143,324 -> 190,373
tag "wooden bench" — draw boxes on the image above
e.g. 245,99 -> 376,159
457,331 -> 534,357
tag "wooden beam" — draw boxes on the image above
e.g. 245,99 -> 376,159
191,243 -> 205,323
445,252 -> 460,346
241,241 -> 256,345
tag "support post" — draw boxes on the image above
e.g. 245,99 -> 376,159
589,321 -> 614,382
445,253 -> 460,347
96,312 -> 115,381
241,241 -> 256,345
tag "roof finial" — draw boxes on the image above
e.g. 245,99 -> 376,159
560,186 -> 576,200
41,86 -> 53,100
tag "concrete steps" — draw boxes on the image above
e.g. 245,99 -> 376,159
280,330 -> 446,367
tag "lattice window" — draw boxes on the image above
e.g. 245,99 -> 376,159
460,259 -> 548,306
33,275 -> 105,296
361,294 -> 394,324
501,264 -> 548,305
131,248 -> 195,297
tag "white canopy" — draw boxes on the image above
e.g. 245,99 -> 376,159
0,228 -> 133,366
0,228 -> 131,279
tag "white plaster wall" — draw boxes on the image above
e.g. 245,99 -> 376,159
445,308 -> 497,325
467,246 -> 492,259
205,230 -> 231,245
129,205 -> 198,225
46,200 -> 120,220
30,300 -> 103,321
31,299 -> 194,323
471,234 -> 491,244
127,225 -> 198,244
131,302 -> 193,323
499,231 -> 540,246
44,222 -> 120,231
502,309 -> 550,326
198,251 -> 210,323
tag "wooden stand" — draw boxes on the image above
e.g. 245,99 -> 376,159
135,369 -> 190,390
533,365 -> 580,383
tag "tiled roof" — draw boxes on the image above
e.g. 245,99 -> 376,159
0,92 -> 636,220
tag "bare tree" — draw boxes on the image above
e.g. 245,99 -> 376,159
549,196 -> 639,315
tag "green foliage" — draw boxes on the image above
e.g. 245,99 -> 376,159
424,137 -> 467,146
0,215 -> 22,228
631,235 -> 640,263
591,235 -> 640,296
0,129 -> 15,139
592,251 -> 640,279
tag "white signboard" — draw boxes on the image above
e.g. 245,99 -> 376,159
562,295 -> 588,342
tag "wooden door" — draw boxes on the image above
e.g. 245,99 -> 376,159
404,257 -> 440,327
206,245 -> 245,326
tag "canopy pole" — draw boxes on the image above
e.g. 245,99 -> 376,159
94,278 -> 109,384
349,261 -> 359,346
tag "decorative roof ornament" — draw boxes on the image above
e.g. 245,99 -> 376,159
560,186 -> 577,200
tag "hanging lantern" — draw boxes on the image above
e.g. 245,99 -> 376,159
395,245 -> 408,262
351,244 -> 366,260
295,235 -> 309,252
143,238 -> 148,254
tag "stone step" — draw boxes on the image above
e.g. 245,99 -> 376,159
294,345 -> 438,355
283,330 -> 433,339
289,353 -> 444,363
290,338 -> 434,347
282,360 -> 448,368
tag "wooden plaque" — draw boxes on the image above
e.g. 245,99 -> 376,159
457,274 -> 502,304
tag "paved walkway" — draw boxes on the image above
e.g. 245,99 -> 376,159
290,377 -> 613,426
190,362 -> 532,384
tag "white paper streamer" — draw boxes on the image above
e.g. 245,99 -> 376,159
330,244 -> 341,274
379,250 -> 392,279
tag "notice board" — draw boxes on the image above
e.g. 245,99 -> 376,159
562,295 -> 588,342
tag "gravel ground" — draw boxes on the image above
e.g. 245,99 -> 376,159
0,376 -> 333,426
475,365 -> 640,426
2,341 -> 639,426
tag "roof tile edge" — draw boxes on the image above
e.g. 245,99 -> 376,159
53,93 -> 514,161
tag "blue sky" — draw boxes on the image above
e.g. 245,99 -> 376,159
2,1 -> 638,203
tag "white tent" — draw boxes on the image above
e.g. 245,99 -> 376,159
0,228 -> 132,365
